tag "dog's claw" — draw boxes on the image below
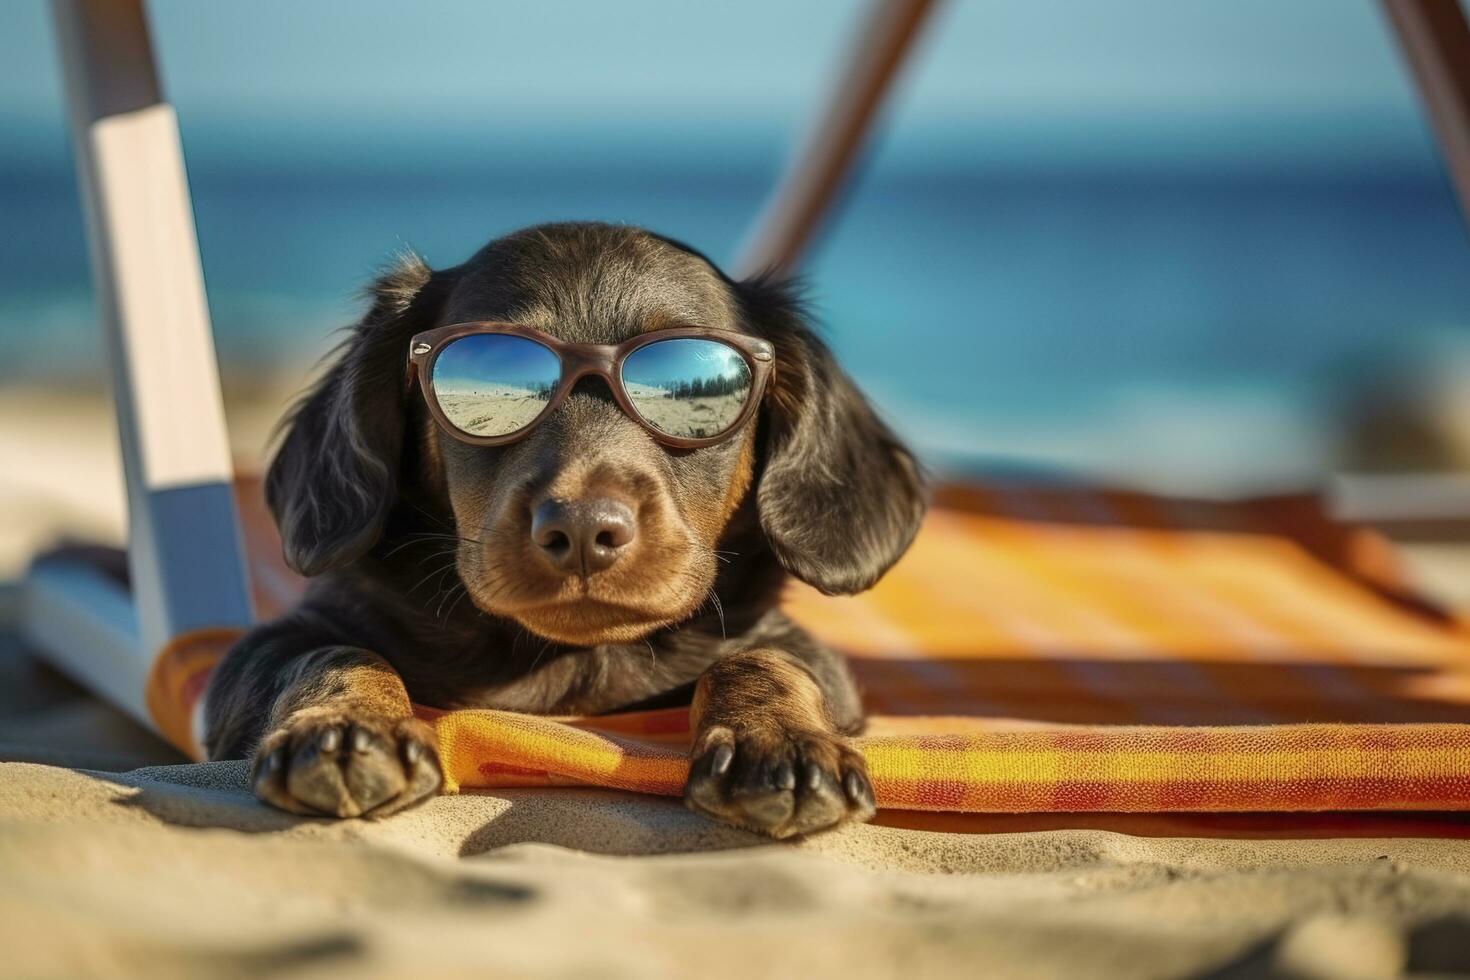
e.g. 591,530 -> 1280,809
251,711 -> 442,819
685,728 -> 873,838
842,768 -> 877,821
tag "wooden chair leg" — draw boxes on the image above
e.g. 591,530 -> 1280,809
1380,0 -> 1470,225
735,0 -> 939,278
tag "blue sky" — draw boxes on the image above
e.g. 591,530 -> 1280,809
435,335 -> 747,390
0,0 -> 1431,127
621,338 -> 749,389
433,335 -> 561,390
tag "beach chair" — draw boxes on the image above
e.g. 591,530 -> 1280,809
20,1 -> 1470,819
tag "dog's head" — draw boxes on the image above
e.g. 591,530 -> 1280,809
268,223 -> 925,645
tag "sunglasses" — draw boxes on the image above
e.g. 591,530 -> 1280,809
407,323 -> 775,448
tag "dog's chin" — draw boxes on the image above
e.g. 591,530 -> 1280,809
510,606 -> 681,646
484,596 -> 692,647
463,554 -> 714,646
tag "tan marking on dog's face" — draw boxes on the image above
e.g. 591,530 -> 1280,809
724,427 -> 757,522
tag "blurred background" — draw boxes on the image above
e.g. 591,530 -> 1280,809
3,0 -> 1470,579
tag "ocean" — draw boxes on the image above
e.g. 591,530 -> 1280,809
5,118 -> 1470,491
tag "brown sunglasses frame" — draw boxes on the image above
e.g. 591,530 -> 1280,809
406,322 -> 775,449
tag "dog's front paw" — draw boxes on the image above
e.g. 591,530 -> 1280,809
684,725 -> 876,838
251,708 -> 442,818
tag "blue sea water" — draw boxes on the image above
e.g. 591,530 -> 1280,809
5,119 -> 1470,489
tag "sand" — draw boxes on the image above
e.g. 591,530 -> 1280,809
8,759 -> 1470,978
8,765 -> 1470,979
6,634 -> 1470,979
8,383 -> 1470,977
621,385 -> 746,439
437,384 -> 554,437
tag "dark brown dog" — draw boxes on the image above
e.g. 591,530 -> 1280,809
204,222 -> 926,838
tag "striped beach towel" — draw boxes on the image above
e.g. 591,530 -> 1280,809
147,480 -> 1470,817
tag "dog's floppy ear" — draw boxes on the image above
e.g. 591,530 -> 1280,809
266,254 -> 447,576
738,275 -> 926,595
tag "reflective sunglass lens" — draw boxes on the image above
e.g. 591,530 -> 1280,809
431,334 -> 561,437
620,338 -> 753,440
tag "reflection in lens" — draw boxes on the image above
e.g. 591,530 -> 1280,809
620,338 -> 752,440
431,334 -> 561,437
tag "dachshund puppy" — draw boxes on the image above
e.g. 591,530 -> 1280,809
204,222 -> 925,838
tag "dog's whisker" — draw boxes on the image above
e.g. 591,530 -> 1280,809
441,586 -> 474,623
436,580 -> 468,622
706,588 -> 727,640
408,547 -> 460,567
382,532 -> 482,561
426,572 -> 459,611
405,500 -> 456,531
529,637 -> 554,673
434,578 -> 457,616
407,560 -> 460,597
379,539 -> 419,560
381,537 -> 444,560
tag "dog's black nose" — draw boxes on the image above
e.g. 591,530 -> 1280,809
531,498 -> 637,575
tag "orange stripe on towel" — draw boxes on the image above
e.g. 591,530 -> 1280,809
145,627 -> 242,760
